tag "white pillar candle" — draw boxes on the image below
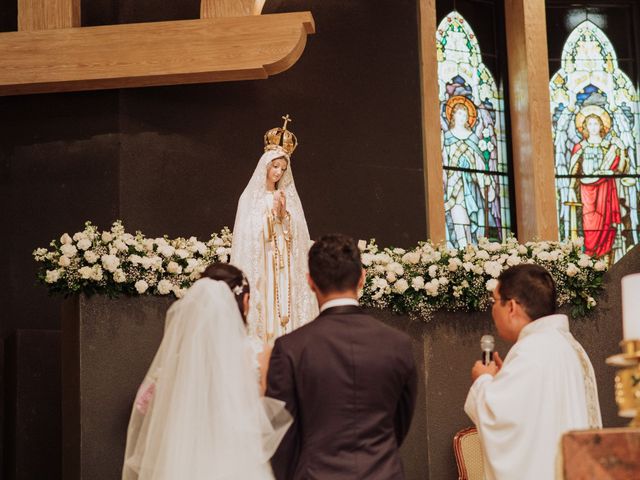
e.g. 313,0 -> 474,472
622,273 -> 640,340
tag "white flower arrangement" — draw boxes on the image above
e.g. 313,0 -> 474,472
34,221 -> 607,319
358,236 -> 606,319
34,221 -> 232,299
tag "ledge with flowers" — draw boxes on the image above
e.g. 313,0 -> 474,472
34,220 -> 607,319
39,221 -> 632,480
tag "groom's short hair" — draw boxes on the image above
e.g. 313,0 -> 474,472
309,234 -> 362,293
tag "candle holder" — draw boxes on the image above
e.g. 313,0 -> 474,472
606,339 -> 640,427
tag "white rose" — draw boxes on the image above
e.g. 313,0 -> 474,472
473,265 -> 484,275
411,276 -> 425,290
114,239 -> 128,252
77,238 -> 92,251
174,287 -> 187,299
101,254 -> 120,272
486,278 -> 499,291
517,245 -> 528,255
167,261 -> 183,275
401,252 -> 421,265
425,280 -> 439,296
374,265 -> 386,274
135,280 -> 149,294
90,265 -> 103,281
73,232 -> 87,242
594,260 -> 607,271
60,244 -> 78,258
438,277 -> 449,285
128,254 -> 142,265
195,242 -> 207,255
113,269 -> 126,283
158,245 -> 176,258
506,255 -> 521,266
587,296 -> 597,308
358,240 -> 367,251
361,253 -> 373,267
476,250 -> 490,260
157,279 -> 173,295
462,262 -> 474,272
60,233 -> 73,245
372,290 -> 384,301
448,258 -> 461,272
577,255 -> 591,268
84,250 -> 99,264
45,269 -> 60,283
536,251 -> 551,261
389,262 -> 404,276
393,248 -> 406,255
484,261 -> 502,278
566,263 -> 579,277
101,232 -> 113,243
185,258 -> 199,273
175,248 -> 189,259
393,279 -> 409,294
376,253 -> 392,265
58,255 -> 71,267
140,257 -> 153,270
548,250 -> 561,261
386,272 -> 397,283
79,266 -> 93,279
428,264 -> 438,278
213,237 -> 225,246
373,277 -> 388,290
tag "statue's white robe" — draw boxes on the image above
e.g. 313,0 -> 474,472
465,314 -> 602,480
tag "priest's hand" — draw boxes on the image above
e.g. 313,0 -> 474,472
471,360 -> 499,381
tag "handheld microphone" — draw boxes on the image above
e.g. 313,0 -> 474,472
480,335 -> 495,366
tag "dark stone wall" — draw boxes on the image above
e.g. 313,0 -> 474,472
0,0 -> 425,338
0,1 -> 425,476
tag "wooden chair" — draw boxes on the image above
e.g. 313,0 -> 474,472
453,426 -> 485,480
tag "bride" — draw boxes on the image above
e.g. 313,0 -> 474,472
122,263 -> 291,480
231,115 -> 318,342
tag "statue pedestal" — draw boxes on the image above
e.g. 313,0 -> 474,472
61,294 -> 172,480
562,428 -> 640,479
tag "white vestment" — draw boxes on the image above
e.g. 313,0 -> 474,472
464,314 -> 602,480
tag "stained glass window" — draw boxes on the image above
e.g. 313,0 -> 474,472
550,20 -> 640,262
436,11 -> 512,249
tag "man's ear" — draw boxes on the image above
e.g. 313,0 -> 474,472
358,268 -> 366,290
307,273 -> 317,293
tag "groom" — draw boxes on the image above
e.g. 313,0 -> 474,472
267,234 -> 417,479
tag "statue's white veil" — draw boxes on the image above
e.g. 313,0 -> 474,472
122,278 -> 291,480
231,148 -> 318,338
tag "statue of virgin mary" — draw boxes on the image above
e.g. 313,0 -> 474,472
231,116 -> 318,342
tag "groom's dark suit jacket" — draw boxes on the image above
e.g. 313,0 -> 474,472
267,305 -> 417,480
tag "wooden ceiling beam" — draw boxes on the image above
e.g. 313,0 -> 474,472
0,12 -> 314,96
200,0 -> 265,18
18,0 -> 80,31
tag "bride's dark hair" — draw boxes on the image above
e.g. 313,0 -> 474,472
201,263 -> 250,323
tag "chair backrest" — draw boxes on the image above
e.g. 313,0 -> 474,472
453,426 -> 485,480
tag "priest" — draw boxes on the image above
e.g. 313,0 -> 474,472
464,264 -> 602,480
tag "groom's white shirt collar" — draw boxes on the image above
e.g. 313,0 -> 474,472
320,298 -> 359,312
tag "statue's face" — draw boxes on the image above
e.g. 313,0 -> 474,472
267,157 -> 288,185
453,105 -> 469,127
585,116 -> 603,138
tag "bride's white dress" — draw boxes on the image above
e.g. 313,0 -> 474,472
122,279 -> 291,480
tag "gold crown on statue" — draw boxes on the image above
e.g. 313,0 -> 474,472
264,114 -> 298,156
